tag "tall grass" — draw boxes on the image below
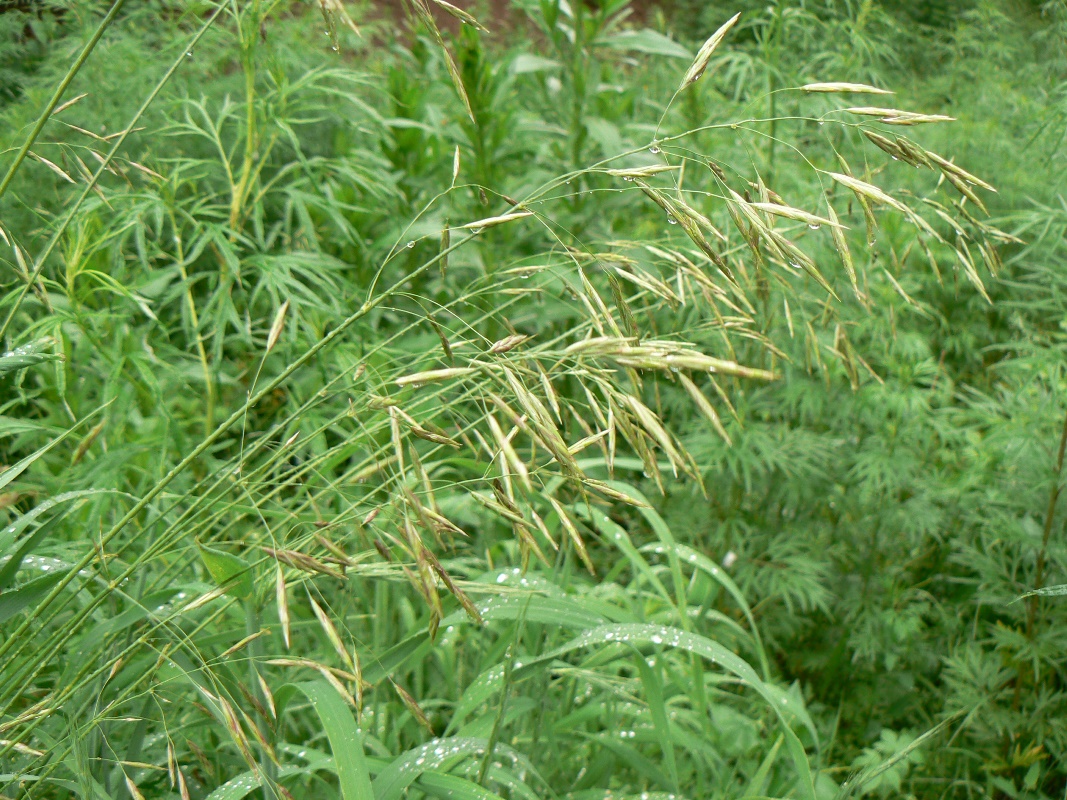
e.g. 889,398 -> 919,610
1,0 -> 1061,798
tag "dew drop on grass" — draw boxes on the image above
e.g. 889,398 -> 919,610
808,223 -> 821,230
406,241 -> 415,248
667,214 -> 677,225
649,145 -> 661,154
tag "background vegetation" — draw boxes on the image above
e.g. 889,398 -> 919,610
1,0 -> 1066,798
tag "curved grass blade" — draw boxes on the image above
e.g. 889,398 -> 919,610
512,623 -> 817,800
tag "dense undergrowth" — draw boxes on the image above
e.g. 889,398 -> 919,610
1,0 -> 1066,798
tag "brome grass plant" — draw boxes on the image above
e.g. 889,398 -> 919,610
2,0 -> 1065,798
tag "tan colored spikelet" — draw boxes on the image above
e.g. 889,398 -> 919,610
265,658 -> 358,682
955,241 -> 991,302
220,629 -> 269,659
749,202 -> 844,230
881,268 -> 929,314
803,82 -> 893,94
319,0 -> 360,36
583,478 -> 655,507
613,266 -> 680,304
677,373 -> 732,445
529,507 -> 558,552
829,172 -> 910,215
426,0 -> 488,31
893,136 -> 934,169
423,317 -> 450,361
577,268 -> 623,337
490,334 -> 531,354
30,152 -> 76,184
218,697 -> 256,768
396,367 -> 476,386
941,169 -> 988,213
178,769 -> 191,800
315,665 -> 357,708
167,741 -> 177,787
353,650 -> 366,712
423,549 -> 484,624
257,672 -> 276,719
606,165 -> 681,179
391,680 -> 435,734
620,395 -> 687,478
461,211 -> 533,230
265,547 -> 345,579
309,597 -> 355,670
862,129 -> 908,162
925,151 -> 996,192
879,113 -> 955,125
548,497 -> 595,574
568,429 -> 610,455
179,587 -> 228,614
407,0 -> 473,121
680,13 -> 741,89
390,407 -> 407,477
538,367 -> 562,423
827,205 -> 864,303
487,414 -> 532,491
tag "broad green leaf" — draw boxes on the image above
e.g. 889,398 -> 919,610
290,680 -> 373,800
597,29 -> 692,59
0,338 -> 56,374
373,737 -> 489,800
417,772 -> 508,800
0,570 -> 66,623
0,514 -> 61,590
195,539 -> 254,599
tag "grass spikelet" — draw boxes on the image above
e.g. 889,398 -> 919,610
827,204 -> 864,303
309,596 -> 355,670
217,697 -> 256,768
926,151 -> 997,192
828,172 -> 910,215
487,413 -> 532,491
265,658 -> 358,682
264,547 -> 345,579
426,0 -> 488,31
677,373 -> 732,445
547,497 -> 595,574
803,82 -> 893,94
220,629 -> 269,659
680,12 -> 741,90
749,202 -> 844,230
606,165 -> 681,179
862,129 -> 909,162
955,241 -> 991,302
124,775 -> 146,800
257,673 -> 276,719
318,665 -> 359,708
266,300 -> 289,353
391,679 -> 435,734
878,113 -> 956,125
396,367 -> 476,386
424,548 -> 484,624
461,211 -> 533,230
490,334 -> 531,354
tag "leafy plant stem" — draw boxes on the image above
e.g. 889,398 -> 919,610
0,0 -> 129,207
1027,404 -> 1067,636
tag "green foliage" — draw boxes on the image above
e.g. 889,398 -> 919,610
1,0 -> 1066,799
